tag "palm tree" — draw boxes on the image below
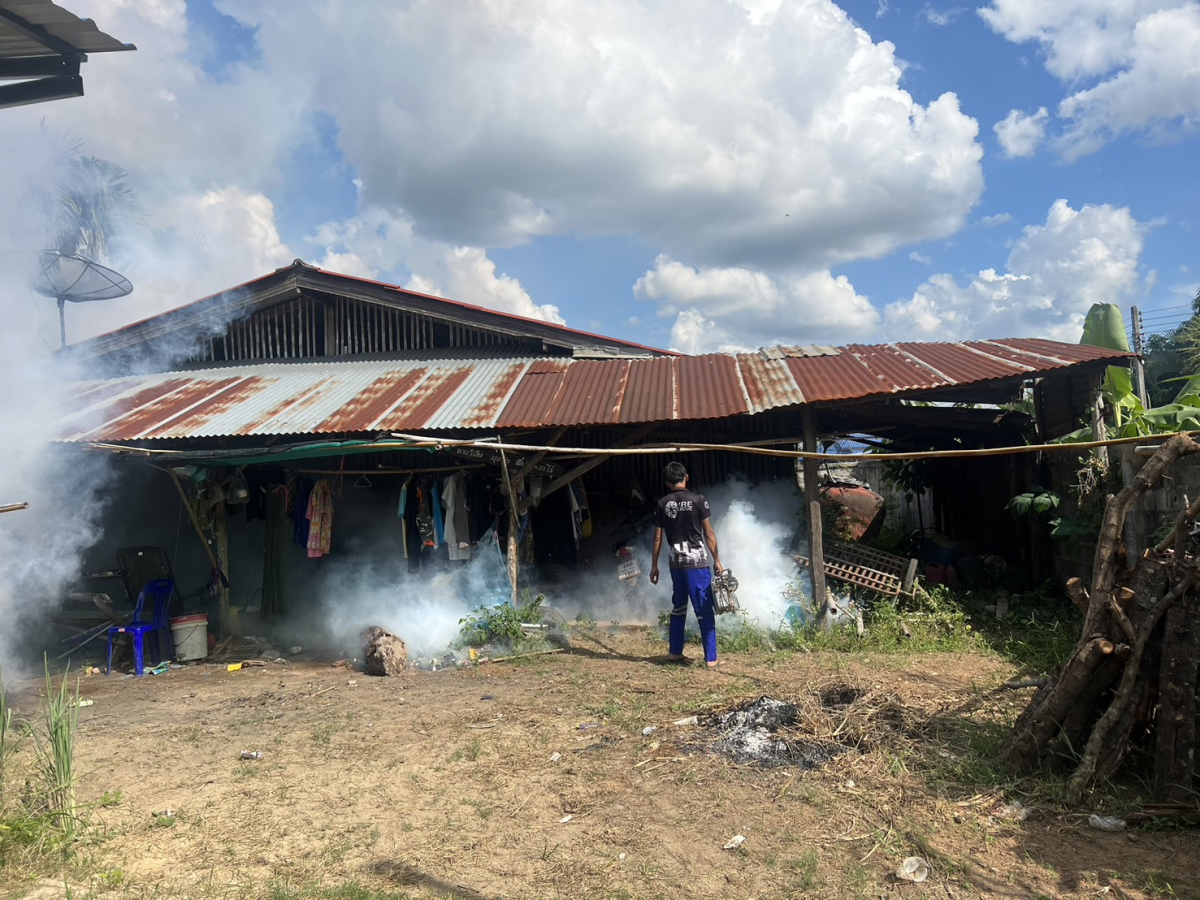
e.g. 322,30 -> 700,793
52,154 -> 144,264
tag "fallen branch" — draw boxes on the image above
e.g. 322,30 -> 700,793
482,648 -> 566,664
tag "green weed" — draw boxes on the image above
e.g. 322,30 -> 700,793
457,590 -> 546,649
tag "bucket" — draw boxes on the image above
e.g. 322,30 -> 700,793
170,614 -> 209,661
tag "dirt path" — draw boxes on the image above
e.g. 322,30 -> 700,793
5,630 -> 1197,899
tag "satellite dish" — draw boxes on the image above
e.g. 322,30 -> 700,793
32,251 -> 133,349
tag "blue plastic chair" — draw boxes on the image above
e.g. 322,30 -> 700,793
106,578 -> 175,676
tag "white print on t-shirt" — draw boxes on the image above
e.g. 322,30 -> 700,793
662,499 -> 694,519
671,539 -> 709,568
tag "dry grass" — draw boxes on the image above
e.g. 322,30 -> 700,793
0,628 -> 1193,899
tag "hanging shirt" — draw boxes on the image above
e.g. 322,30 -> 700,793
654,489 -> 712,570
443,473 -> 472,561
306,479 -> 334,558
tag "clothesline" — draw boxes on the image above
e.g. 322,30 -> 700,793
387,431 -> 1178,463
84,429 -> 1185,466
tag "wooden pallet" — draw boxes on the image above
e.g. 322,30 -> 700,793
792,541 -> 919,598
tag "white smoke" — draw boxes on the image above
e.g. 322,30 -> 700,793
0,225 -> 114,674
305,530 -> 514,660
536,475 -> 806,632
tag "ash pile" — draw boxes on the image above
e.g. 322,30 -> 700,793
710,696 -> 847,769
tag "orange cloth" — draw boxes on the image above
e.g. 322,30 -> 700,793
306,479 -> 334,558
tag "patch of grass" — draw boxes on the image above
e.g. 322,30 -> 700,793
786,848 -> 822,890
179,724 -> 204,746
269,881 -> 415,900
462,797 -> 493,819
311,721 -> 340,746
449,738 -> 482,763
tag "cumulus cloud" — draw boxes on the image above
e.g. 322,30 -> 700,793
230,0 -> 983,272
980,1 -> 1200,156
994,107 -> 1050,157
634,256 -> 879,353
0,0 -> 989,343
885,199 -> 1146,340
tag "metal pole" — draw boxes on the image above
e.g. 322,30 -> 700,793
57,296 -> 66,349
1130,305 -> 1149,406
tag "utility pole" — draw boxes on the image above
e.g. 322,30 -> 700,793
1130,305 -> 1149,406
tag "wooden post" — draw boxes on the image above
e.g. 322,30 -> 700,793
498,448 -> 520,609
1092,372 -> 1109,467
213,499 -> 232,636
801,407 -> 828,610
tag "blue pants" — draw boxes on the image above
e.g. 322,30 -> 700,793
669,567 -> 717,663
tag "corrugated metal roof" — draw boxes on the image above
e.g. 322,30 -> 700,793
57,339 -> 1131,443
0,0 -> 134,57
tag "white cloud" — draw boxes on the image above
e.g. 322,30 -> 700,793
885,199 -> 1146,340
406,247 -> 564,325
310,209 -> 563,324
980,1 -> 1200,156
980,212 -> 1015,226
922,5 -> 965,26
909,251 -> 934,265
994,107 -> 1050,157
234,0 -> 983,272
634,256 -> 879,353
2,1 -> 986,342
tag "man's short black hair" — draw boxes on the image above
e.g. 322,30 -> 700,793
664,461 -> 688,486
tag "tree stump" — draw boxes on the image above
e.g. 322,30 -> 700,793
363,626 -> 408,676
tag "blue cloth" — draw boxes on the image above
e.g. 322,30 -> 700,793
669,566 -> 717,663
431,481 -> 444,546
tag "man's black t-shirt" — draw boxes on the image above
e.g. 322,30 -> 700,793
654,489 -> 711,570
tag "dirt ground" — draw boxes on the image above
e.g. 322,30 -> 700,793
4,628 -> 1198,900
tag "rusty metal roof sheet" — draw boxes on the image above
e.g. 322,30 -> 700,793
57,339 -> 1130,443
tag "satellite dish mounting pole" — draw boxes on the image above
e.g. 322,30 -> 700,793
57,296 -> 67,349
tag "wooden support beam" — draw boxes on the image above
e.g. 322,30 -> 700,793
509,427 -> 568,484
166,468 -> 223,574
1091,372 -> 1109,466
801,407 -> 828,610
499,448 -> 521,609
213,499 -> 232,636
518,422 -> 660,514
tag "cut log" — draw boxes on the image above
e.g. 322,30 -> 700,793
1154,590 -> 1200,803
999,636 -> 1115,772
363,626 -> 408,676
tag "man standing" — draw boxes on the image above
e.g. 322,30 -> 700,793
649,462 -> 724,667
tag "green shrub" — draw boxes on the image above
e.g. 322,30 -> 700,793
457,590 -> 545,647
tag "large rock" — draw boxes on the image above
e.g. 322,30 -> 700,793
363,626 -> 408,676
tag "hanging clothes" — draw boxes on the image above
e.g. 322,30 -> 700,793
306,478 -> 334,558
568,480 -> 593,546
416,479 -> 435,547
443,473 -> 472,561
293,476 -> 314,547
431,479 -> 444,548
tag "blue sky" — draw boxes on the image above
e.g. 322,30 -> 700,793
4,1 -> 1199,351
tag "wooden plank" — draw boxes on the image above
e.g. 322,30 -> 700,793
499,447 -> 520,609
517,422 -> 659,514
801,407 -> 827,609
